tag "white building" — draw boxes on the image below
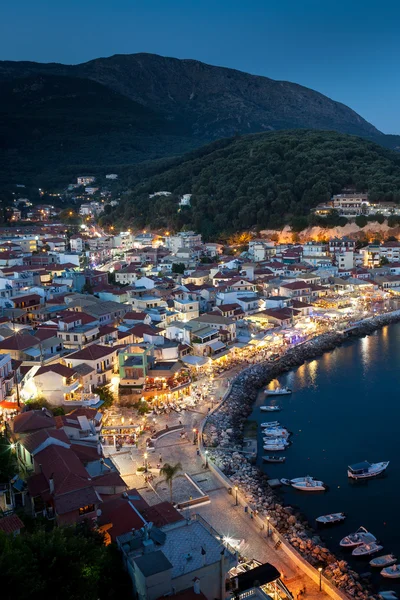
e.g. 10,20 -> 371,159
178,194 -> 192,207
106,174 -> 118,180
77,176 -> 96,186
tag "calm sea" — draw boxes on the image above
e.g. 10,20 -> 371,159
251,324 -> 400,585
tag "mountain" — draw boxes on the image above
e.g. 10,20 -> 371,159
0,73 -> 197,187
111,130 -> 400,237
0,53 -> 398,186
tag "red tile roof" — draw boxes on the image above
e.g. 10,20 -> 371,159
0,513 -> 24,534
55,487 -> 100,515
12,409 -> 55,434
20,428 -> 70,454
141,501 -> 184,527
35,444 -> 92,495
34,363 -> 76,378
66,344 -> 116,361
0,333 -> 39,351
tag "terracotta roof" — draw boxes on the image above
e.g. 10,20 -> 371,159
0,513 -> 24,534
34,363 -> 76,378
141,501 -> 184,527
66,344 -> 116,361
12,409 -> 55,434
123,311 -> 147,320
280,281 -> 311,290
0,333 -> 39,351
55,486 -> 99,515
129,324 -> 158,338
34,444 -> 92,495
70,444 -> 101,464
20,428 -> 70,454
98,492 -> 148,541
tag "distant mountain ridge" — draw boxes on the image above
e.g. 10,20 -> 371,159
0,53 -> 398,186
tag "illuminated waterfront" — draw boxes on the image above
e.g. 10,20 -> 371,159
252,323 -> 400,579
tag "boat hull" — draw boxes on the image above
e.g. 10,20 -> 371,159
316,513 -> 346,525
348,462 -> 389,479
352,543 -> 383,557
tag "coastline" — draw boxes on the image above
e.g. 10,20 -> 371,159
202,310 -> 400,598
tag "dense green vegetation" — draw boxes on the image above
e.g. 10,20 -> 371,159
0,523 -> 131,600
0,74 -> 197,188
112,130 -> 400,237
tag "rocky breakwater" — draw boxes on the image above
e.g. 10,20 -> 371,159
202,319 -> 400,599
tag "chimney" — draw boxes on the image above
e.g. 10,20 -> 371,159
97,442 -> 102,456
49,473 -> 54,494
193,578 -> 200,595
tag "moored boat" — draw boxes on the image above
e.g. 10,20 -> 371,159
352,542 -> 383,556
260,405 -> 281,412
340,527 -> 377,548
379,592 -> 398,600
280,478 -> 292,485
291,476 -> 325,492
263,443 -> 287,451
262,456 -> 286,463
381,565 -> 400,579
370,554 -> 397,568
265,387 -> 292,396
316,512 -> 346,525
261,421 -> 280,428
347,461 -> 389,480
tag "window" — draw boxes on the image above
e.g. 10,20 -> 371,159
66,335 -> 70,341
79,504 -> 95,516
74,335 -> 78,341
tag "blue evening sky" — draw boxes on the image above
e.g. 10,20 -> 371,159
1,0 -> 399,133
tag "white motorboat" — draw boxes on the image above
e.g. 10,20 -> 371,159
370,555 -> 397,568
263,443 -> 287,451
261,421 -> 280,428
340,527 -> 377,548
291,476 -> 325,492
316,512 -> 346,525
265,387 -> 292,396
263,438 -> 289,446
263,428 -> 290,438
379,592 -> 398,600
352,542 -> 383,557
348,461 -> 389,480
281,478 -> 292,485
260,406 -> 281,412
382,565 -> 400,579
263,456 -> 286,463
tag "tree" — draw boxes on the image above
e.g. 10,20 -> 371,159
159,462 -> 182,503
0,524 -> 131,600
355,215 -> 368,228
172,263 -> 185,274
94,386 -> 115,409
380,256 -> 390,265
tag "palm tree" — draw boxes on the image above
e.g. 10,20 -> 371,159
159,462 -> 182,503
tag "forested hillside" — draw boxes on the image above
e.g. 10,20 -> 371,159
112,130 -> 400,237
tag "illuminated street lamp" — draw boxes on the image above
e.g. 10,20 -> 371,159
267,515 -> 271,537
235,485 -> 238,506
144,452 -> 148,471
193,428 -> 197,444
205,450 -> 209,468
318,567 -> 323,591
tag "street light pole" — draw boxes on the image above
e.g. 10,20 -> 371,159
235,485 -> 238,506
267,515 -> 271,537
205,450 -> 208,468
144,452 -> 148,472
318,567 -> 322,591
193,428 -> 197,444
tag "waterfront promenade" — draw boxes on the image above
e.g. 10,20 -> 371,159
107,372 -> 330,600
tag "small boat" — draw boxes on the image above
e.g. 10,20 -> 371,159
263,438 -> 289,446
379,592 -> 398,600
381,565 -> 400,579
340,527 -> 377,548
281,478 -> 292,485
263,429 -> 290,438
352,542 -> 383,557
370,555 -> 397,568
265,387 -> 292,396
263,456 -> 286,463
316,512 -> 346,525
261,421 -> 280,428
263,444 -> 287,451
291,476 -> 325,492
260,406 -> 281,412
348,461 -> 389,480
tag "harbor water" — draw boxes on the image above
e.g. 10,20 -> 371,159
251,323 -> 400,576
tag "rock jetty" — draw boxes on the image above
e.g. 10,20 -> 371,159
203,313 -> 400,598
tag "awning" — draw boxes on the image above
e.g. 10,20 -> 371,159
208,340 -> 226,352
181,356 -> 209,367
